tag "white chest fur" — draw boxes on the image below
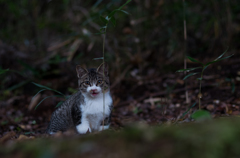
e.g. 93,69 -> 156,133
76,91 -> 112,134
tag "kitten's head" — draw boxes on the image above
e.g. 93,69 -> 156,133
76,63 -> 110,98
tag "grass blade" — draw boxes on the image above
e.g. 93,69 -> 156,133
110,16 -> 116,27
115,9 -> 129,15
180,102 -> 197,119
32,82 -> 65,97
187,56 -> 203,65
118,0 -> 131,10
108,10 -> 117,19
93,57 -> 104,60
100,16 -> 108,25
205,54 -> 234,66
214,48 -> 229,61
183,72 -> 199,80
108,0 -> 131,18
56,101 -> 64,108
34,95 -> 62,110
0,68 -> 9,75
7,80 -> 30,91
31,89 -> 46,102
176,67 -> 202,73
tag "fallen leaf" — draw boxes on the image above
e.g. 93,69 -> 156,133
19,124 -> 32,130
0,131 -> 16,143
175,103 -> 180,108
17,135 -> 35,141
176,79 -> 184,85
206,104 -> 215,111
28,93 -> 41,111
213,100 -> 220,104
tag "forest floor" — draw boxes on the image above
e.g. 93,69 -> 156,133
0,51 -> 240,157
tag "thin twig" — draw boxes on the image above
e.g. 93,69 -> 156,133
102,25 -> 107,130
183,0 -> 189,104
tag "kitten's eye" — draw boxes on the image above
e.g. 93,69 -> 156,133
84,81 -> 90,85
97,80 -> 102,84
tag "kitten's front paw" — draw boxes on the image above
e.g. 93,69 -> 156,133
76,124 -> 91,134
99,125 -> 110,131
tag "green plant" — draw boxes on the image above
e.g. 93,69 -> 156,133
31,1 -> 131,113
31,82 -> 68,110
94,0 -> 131,128
177,49 -> 233,111
0,68 -> 9,75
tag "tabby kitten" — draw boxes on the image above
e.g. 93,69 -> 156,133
46,63 -> 113,134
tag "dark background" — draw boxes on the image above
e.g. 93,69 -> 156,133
0,0 -> 240,138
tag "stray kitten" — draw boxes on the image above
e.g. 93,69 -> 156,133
46,63 -> 113,134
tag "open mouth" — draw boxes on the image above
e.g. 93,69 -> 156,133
91,92 -> 99,96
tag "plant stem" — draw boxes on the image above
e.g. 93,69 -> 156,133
183,0 -> 189,105
102,24 -> 107,130
198,68 -> 204,109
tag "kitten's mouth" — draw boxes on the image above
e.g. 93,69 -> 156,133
91,91 -> 99,97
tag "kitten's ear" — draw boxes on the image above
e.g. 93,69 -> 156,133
76,65 -> 88,78
97,62 -> 108,76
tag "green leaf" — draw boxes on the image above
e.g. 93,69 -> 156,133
24,132 -> 35,135
108,9 -> 129,20
93,57 -> 104,60
91,0 -> 103,9
100,16 -> 108,25
204,54 -> 234,66
203,65 -> 210,71
0,68 -> 9,75
110,16 -> 116,27
56,101 -> 64,108
183,72 -> 199,80
176,67 -> 202,73
197,78 -> 202,80
187,56 -> 203,65
214,48 -> 229,61
180,102 -> 197,119
65,95 -> 72,99
32,82 -> 65,97
108,0 -> 131,18
115,9 -> 129,15
100,26 -> 107,32
108,10 -> 117,19
31,89 -> 46,102
118,0 -> 131,10
191,110 -> 211,121
7,80 -> 30,91
35,95 -> 62,110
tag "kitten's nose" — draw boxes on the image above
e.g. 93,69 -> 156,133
91,89 -> 98,92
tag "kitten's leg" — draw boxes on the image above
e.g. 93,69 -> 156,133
76,118 -> 91,134
48,131 -> 56,135
99,125 -> 110,131
99,116 -> 110,131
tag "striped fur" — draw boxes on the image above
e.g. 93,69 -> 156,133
46,63 -> 113,134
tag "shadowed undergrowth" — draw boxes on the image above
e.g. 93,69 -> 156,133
1,118 -> 240,158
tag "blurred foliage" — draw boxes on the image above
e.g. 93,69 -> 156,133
2,118 -> 240,157
1,0 -> 239,58
0,0 -> 240,97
